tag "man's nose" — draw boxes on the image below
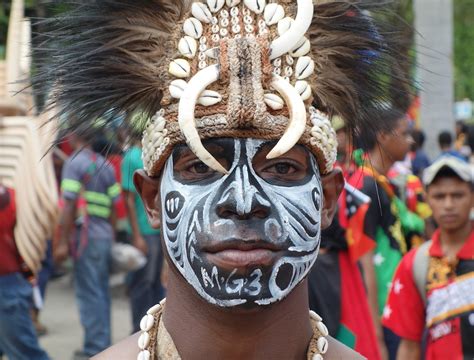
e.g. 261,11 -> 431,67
215,165 -> 271,220
443,196 -> 455,208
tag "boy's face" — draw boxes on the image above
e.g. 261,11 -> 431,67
427,177 -> 473,232
157,138 -> 327,307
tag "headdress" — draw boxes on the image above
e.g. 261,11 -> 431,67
38,0 -> 406,175
0,0 -> 58,274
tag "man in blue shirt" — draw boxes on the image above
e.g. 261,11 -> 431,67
56,133 -> 120,359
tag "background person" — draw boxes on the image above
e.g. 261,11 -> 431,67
0,184 -> 50,360
410,129 -> 431,178
55,133 -> 120,359
348,107 -> 423,360
437,130 -> 465,161
383,156 -> 474,360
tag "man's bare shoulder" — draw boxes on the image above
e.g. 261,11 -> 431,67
325,336 -> 366,360
91,333 -> 140,360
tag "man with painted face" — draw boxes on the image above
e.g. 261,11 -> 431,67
38,0 -> 408,358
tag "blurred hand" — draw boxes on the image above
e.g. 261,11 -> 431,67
133,235 -> 148,255
54,241 -> 69,264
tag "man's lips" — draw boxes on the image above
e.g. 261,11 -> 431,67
440,214 -> 459,223
202,240 -> 282,269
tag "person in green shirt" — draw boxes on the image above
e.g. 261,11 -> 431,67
121,135 -> 165,332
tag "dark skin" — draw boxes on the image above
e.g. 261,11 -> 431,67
94,142 -> 362,359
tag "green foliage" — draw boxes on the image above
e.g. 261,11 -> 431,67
454,0 -> 474,100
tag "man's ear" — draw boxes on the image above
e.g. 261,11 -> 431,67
133,170 -> 161,229
321,168 -> 344,230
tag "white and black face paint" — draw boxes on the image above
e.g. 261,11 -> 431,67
160,138 -> 322,307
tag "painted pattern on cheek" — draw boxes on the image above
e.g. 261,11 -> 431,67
160,139 -> 323,307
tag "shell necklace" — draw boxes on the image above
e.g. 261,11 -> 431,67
136,299 -> 329,360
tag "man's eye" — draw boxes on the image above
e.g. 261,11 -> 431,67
275,163 -> 293,174
266,162 -> 297,175
190,162 -> 211,174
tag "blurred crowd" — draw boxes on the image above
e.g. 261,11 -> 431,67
1,113 -> 474,360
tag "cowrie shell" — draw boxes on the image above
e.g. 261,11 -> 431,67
309,310 -> 323,322
220,18 -> 229,27
192,3 -> 213,23
198,90 -> 222,106
230,7 -> 240,17
264,93 -> 284,110
169,59 -> 190,78
178,36 -> 197,58
277,17 -> 293,36
137,350 -> 151,360
226,0 -> 241,6
244,0 -> 266,14
207,0 -> 225,13
183,18 -> 203,39
264,3 -> 285,26
316,321 -> 329,337
147,303 -> 162,315
245,24 -> 254,33
138,332 -> 150,350
312,354 -> 323,360
154,118 -> 166,132
152,133 -> 164,146
139,314 -> 155,332
169,79 -> 187,99
317,337 -> 328,354
295,56 -> 314,80
311,130 -> 323,140
290,37 -> 310,57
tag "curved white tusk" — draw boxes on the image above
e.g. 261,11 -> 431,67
266,75 -> 307,159
178,64 -> 228,174
269,0 -> 314,60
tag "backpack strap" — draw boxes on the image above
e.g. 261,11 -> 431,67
413,240 -> 432,304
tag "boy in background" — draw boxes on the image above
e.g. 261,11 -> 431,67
383,156 -> 474,359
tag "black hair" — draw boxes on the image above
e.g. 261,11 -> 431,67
411,129 -> 425,149
360,106 -> 406,151
438,131 -> 452,148
456,120 -> 468,134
